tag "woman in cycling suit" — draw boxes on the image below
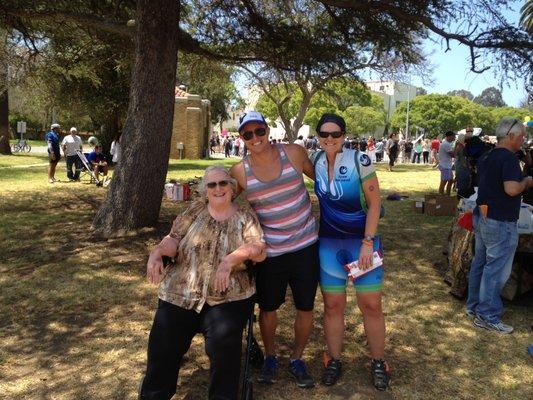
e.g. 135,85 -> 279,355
312,113 -> 390,391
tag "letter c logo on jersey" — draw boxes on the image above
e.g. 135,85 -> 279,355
359,154 -> 371,166
339,166 -> 348,175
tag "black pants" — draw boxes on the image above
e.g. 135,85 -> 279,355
413,152 -> 421,163
140,298 -> 252,400
66,155 -> 82,180
388,150 -> 397,167
423,151 -> 429,163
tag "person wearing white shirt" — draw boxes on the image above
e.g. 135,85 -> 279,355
438,131 -> 456,195
294,135 -> 305,147
61,127 -> 83,181
110,131 -> 122,164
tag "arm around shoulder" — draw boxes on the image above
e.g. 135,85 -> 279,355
230,162 -> 246,196
285,143 -> 315,179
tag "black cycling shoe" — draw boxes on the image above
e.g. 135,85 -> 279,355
371,358 -> 391,391
321,356 -> 342,386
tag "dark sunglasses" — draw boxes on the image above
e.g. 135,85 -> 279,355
241,127 -> 267,141
206,180 -> 230,189
318,130 -> 344,139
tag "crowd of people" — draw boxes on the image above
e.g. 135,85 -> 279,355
44,123 -> 121,185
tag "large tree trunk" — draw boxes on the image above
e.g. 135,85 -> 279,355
0,88 -> 10,155
92,0 -> 179,235
0,28 -> 10,154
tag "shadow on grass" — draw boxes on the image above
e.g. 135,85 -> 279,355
1,164 -> 531,400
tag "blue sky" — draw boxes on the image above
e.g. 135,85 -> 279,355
409,1 -> 527,107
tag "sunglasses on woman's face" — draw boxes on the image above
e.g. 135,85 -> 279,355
206,180 -> 230,189
241,127 -> 267,141
317,130 -> 344,139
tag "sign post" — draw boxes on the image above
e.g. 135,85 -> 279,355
16,121 -> 27,140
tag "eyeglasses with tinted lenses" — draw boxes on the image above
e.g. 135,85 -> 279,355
206,180 -> 230,189
318,130 -> 344,139
241,128 -> 267,141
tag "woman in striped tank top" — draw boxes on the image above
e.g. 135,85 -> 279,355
230,111 -> 320,389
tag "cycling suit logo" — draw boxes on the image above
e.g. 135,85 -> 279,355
339,166 -> 348,175
359,154 -> 371,166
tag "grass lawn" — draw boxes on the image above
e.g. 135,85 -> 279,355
0,153 -> 531,400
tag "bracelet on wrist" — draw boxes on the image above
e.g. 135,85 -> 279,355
362,239 -> 373,247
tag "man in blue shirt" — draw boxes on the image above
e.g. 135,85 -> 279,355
467,117 -> 533,334
44,123 -> 61,183
87,144 -> 109,184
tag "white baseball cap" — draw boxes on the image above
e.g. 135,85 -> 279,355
69,127 -> 77,133
51,123 -> 60,129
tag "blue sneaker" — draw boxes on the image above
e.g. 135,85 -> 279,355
258,355 -> 278,384
289,359 -> 315,388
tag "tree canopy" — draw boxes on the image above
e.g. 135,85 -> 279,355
391,93 -> 530,137
473,87 -> 507,108
1,0 -> 532,232
447,89 -> 474,101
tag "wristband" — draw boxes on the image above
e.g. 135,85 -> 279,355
363,235 -> 375,242
362,239 -> 373,247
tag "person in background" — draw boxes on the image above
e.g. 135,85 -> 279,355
140,165 -> 266,400
385,133 -> 399,172
430,135 -> 440,165
294,135 -> 306,147
87,144 -> 109,184
467,117 -> 533,334
454,132 -> 473,198
223,136 -> 232,158
375,138 -> 384,162
413,140 -> 423,164
403,140 -> 413,163
311,113 -> 390,391
367,137 -> 376,162
359,137 -> 368,153
438,131 -> 456,195
61,127 -> 83,181
422,139 -> 430,164
45,123 -> 61,183
110,131 -> 122,165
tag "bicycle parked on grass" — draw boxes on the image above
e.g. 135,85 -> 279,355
11,139 -> 32,153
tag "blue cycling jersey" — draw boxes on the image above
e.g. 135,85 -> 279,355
313,149 -> 376,238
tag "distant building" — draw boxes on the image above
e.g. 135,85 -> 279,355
365,80 -> 418,137
170,86 -> 211,159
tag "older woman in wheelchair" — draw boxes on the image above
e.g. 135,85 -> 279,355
139,165 -> 266,400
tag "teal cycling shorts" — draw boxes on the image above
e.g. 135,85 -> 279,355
319,236 -> 383,294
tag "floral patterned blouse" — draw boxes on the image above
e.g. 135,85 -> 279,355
158,200 -> 264,312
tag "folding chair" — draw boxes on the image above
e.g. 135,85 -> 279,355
76,150 -> 101,186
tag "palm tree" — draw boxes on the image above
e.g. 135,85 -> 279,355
520,0 -> 533,33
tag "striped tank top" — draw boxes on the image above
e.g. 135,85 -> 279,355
243,144 -> 318,257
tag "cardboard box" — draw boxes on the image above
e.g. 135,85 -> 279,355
424,194 -> 458,216
412,199 -> 425,214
